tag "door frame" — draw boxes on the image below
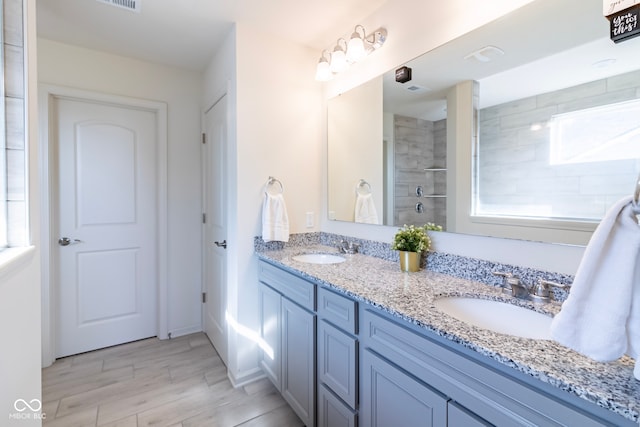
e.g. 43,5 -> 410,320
39,85 -> 169,367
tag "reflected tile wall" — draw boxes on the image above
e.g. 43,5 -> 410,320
393,115 -> 446,228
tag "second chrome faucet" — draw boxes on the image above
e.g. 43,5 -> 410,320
339,240 -> 360,254
492,271 -> 571,303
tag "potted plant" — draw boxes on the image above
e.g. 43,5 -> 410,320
392,224 -> 438,272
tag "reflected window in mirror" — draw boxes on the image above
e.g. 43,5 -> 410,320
475,69 -> 640,223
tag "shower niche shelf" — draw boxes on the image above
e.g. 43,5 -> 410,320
424,167 -> 447,198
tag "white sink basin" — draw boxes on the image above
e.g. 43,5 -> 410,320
433,297 -> 553,340
292,253 -> 346,264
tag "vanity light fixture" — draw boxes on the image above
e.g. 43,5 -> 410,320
315,50 -> 332,82
330,39 -> 349,73
315,25 -> 387,81
346,25 -> 367,62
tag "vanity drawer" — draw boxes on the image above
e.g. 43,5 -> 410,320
318,287 -> 357,334
258,261 -> 315,311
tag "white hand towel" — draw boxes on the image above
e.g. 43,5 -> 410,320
550,196 -> 640,379
262,192 -> 289,242
354,193 -> 379,224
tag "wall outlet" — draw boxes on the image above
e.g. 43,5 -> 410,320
306,212 -> 314,228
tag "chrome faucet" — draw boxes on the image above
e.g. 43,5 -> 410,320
493,271 -> 572,302
507,276 -> 530,299
339,240 -> 360,254
493,272 -> 528,298
530,279 -> 572,303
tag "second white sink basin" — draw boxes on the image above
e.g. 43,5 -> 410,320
292,253 -> 346,264
433,297 -> 553,340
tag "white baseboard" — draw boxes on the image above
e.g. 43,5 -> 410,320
167,325 -> 202,339
227,367 -> 267,388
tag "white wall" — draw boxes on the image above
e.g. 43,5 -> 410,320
202,23 -> 323,385
1,0 -> 42,425
321,0 -> 587,275
328,76 -> 383,222
37,39 -> 204,338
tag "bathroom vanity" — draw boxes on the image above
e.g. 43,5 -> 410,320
256,245 -> 639,426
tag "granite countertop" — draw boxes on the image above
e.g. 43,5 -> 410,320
256,245 -> 640,424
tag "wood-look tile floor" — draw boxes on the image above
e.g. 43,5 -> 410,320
42,332 -> 304,427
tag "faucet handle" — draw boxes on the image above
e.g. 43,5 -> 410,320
530,279 -> 572,302
339,240 -> 359,254
492,271 -> 513,279
492,271 -> 517,295
538,279 -> 571,290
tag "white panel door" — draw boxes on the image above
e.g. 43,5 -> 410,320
55,97 -> 157,358
203,96 -> 228,366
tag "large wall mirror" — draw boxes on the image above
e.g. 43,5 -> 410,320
327,0 -> 640,245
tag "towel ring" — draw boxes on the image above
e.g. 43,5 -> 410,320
266,176 -> 284,195
356,179 -> 371,196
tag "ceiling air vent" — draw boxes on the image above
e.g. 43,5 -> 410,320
96,0 -> 141,13
405,84 -> 430,94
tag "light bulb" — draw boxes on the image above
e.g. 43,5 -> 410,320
329,40 -> 348,73
315,57 -> 332,81
347,32 -> 366,62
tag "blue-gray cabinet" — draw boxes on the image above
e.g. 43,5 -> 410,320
318,384 -> 357,427
361,348 -> 448,426
258,282 -> 281,389
360,307 -> 631,427
282,297 -> 316,426
258,261 -> 316,427
447,401 -> 492,427
258,260 -> 634,427
317,287 -> 359,427
318,320 -> 357,407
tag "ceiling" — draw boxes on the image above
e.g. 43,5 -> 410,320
36,0 -> 388,71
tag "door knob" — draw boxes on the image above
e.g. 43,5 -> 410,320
58,237 -> 82,246
214,240 -> 227,249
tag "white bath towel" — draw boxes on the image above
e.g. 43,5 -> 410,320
262,192 -> 289,242
550,196 -> 640,379
354,193 -> 379,224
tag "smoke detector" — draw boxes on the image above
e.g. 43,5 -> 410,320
96,0 -> 141,13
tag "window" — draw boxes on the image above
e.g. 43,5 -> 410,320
549,99 -> 640,165
1,0 -> 28,251
475,69 -> 640,223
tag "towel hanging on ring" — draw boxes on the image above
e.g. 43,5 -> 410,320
354,179 -> 378,224
262,177 -> 289,242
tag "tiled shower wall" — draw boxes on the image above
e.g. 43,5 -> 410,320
478,69 -> 640,220
3,0 -> 26,246
393,114 -> 447,228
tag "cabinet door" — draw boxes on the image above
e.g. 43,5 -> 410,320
448,401 -> 493,427
318,384 -> 357,427
258,283 -> 281,390
282,297 -> 316,427
318,320 -> 357,409
361,349 -> 447,427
